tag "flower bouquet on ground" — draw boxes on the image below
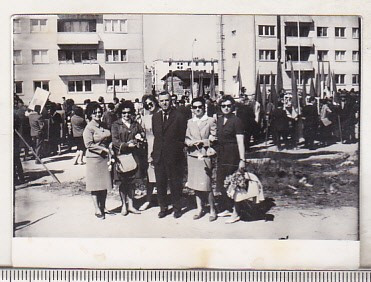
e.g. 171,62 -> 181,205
224,169 -> 265,203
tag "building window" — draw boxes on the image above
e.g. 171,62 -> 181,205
317,50 -> 329,61
352,74 -> 359,85
335,50 -> 346,61
188,62 -> 191,66
68,80 -> 92,93
259,50 -> 276,61
13,19 -> 21,33
106,79 -> 128,92
352,51 -> 359,62
104,19 -> 127,33
352,27 -> 359,39
285,24 -> 298,37
335,74 -> 345,85
30,19 -> 47,32
259,74 -> 275,85
58,50 -> 97,63
317,27 -> 328,37
57,20 -> 96,32
335,27 -> 346,38
105,49 -> 127,62
232,53 -> 237,58
13,50 -> 22,65
231,30 -> 236,36
34,81 -> 49,92
258,25 -> 275,36
32,50 -> 49,64
14,81 -> 23,95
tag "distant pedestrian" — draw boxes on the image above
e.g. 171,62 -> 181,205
28,105 -> 44,163
71,106 -> 87,165
301,97 -> 319,149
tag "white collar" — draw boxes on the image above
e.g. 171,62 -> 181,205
192,114 -> 208,122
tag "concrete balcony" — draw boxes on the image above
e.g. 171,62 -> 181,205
57,33 -> 100,45
285,61 -> 313,71
59,63 -> 100,76
285,36 -> 313,47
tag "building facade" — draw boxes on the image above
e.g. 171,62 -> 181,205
13,14 -> 144,105
219,15 -> 360,97
153,58 -> 218,92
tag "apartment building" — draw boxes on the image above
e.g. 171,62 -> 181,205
153,58 -> 218,92
219,15 -> 360,97
13,14 -> 144,104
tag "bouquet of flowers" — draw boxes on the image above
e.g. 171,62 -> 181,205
224,170 -> 249,198
224,169 -> 265,203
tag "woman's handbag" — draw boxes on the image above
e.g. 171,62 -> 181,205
117,153 -> 137,173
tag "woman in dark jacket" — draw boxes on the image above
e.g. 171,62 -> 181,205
71,106 -> 87,165
111,101 -> 145,216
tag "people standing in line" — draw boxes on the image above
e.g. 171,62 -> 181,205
215,95 -> 246,224
152,91 -> 187,219
111,101 -> 144,216
28,105 -> 45,164
301,97 -> 319,150
71,106 -> 87,165
102,103 -> 117,130
139,95 -> 160,211
185,97 -> 217,222
83,102 -> 112,220
270,101 -> 289,150
337,94 -> 357,144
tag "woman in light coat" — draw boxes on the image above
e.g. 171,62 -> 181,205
185,97 -> 217,222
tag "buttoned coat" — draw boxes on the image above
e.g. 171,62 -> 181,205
152,108 -> 187,165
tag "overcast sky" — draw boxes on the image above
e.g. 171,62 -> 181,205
143,15 -> 219,66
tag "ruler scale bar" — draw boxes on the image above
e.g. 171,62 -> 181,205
3,271 -> 371,282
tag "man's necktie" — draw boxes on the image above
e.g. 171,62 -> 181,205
163,112 -> 168,123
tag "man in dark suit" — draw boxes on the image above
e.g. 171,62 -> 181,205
152,91 -> 187,218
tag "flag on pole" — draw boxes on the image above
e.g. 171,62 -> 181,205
171,70 -> 174,95
290,61 -> 299,117
327,62 -> 331,90
332,71 -> 339,104
198,71 -> 204,97
113,74 -> 117,100
315,63 -> 320,98
276,58 -> 283,98
270,71 -> 278,107
320,62 -> 325,98
309,77 -> 316,97
255,71 -> 261,104
209,69 -> 216,100
235,63 -> 242,97
262,79 -> 267,113
302,77 -> 307,106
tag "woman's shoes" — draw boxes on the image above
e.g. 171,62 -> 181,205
225,215 -> 240,224
121,207 -> 129,216
104,209 -> 115,215
193,210 -> 204,220
139,201 -> 150,211
217,210 -> 233,217
95,212 -> 105,220
209,213 -> 217,222
128,208 -> 141,214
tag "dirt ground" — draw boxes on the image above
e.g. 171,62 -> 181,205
14,142 -> 359,240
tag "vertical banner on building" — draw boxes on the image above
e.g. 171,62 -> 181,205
28,87 -> 50,112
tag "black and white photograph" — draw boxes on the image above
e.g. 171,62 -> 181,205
12,14 -> 360,241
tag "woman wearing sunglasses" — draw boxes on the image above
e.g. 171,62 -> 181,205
185,97 -> 218,222
83,102 -> 112,220
216,95 -> 246,224
139,95 -> 160,211
111,101 -> 145,216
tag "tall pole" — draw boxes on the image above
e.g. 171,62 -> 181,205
191,38 -> 197,99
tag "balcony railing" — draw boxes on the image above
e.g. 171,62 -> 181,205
285,61 -> 313,71
57,33 -> 100,45
59,63 -> 100,76
285,36 -> 313,47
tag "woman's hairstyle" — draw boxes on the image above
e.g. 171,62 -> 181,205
72,105 -> 84,118
191,97 -> 206,107
142,95 -> 159,110
117,100 -> 135,116
85,101 -> 102,121
218,95 -> 236,111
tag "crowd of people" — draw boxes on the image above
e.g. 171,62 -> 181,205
13,89 -> 359,224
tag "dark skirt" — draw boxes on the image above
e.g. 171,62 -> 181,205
74,137 -> 85,151
216,143 -> 240,192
